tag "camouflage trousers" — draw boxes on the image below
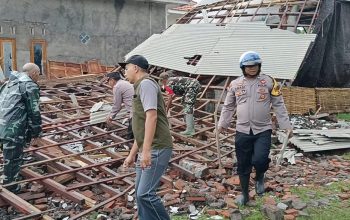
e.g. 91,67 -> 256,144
0,140 -> 24,192
182,81 -> 201,114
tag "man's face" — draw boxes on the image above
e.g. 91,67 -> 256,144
124,64 -> 137,83
30,70 -> 40,82
107,78 -> 116,87
244,64 -> 259,77
161,79 -> 168,85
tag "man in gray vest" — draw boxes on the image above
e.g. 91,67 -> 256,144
120,55 -> 173,220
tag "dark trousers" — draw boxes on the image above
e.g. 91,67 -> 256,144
127,118 -> 134,140
0,140 -> 24,191
235,129 -> 272,176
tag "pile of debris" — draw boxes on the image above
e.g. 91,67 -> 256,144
161,151 -> 350,220
287,115 -> 350,152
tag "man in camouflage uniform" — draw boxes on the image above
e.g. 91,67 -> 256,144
0,63 -> 42,193
159,73 -> 201,136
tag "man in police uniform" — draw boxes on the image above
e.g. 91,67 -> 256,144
218,51 -> 292,205
106,71 -> 134,139
159,73 -> 201,136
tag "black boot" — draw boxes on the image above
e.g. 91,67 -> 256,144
255,172 -> 265,196
235,175 -> 250,206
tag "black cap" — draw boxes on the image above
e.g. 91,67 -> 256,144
118,55 -> 149,70
106,71 -> 122,81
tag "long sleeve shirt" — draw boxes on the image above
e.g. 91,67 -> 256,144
110,79 -> 134,119
0,71 -> 42,144
218,74 -> 292,135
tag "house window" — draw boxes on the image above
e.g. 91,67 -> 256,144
11,26 -> 16,35
30,39 -> 47,75
0,38 -> 17,78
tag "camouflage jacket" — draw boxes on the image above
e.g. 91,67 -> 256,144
0,71 -> 42,144
167,77 -> 200,96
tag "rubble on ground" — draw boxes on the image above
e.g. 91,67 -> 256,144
0,76 -> 349,219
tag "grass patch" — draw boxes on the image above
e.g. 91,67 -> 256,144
171,214 -> 218,220
337,113 -> 350,121
298,200 -> 350,220
291,181 -> 350,220
290,185 -> 328,202
342,152 -> 350,160
291,181 -> 349,201
87,212 -> 98,220
326,181 -> 350,193
243,211 -> 266,220
239,195 -> 268,220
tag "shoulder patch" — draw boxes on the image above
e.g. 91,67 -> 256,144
270,77 -> 282,96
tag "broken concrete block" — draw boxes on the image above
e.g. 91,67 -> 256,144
261,205 -> 283,220
277,202 -> 288,210
179,159 -> 208,178
291,200 -> 307,210
209,201 -> 225,209
230,209 -> 243,220
62,142 -> 84,153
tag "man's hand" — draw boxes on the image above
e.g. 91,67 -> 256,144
140,150 -> 152,169
106,116 -> 113,125
217,126 -> 228,134
123,154 -> 136,168
31,138 -> 40,146
217,126 -> 223,134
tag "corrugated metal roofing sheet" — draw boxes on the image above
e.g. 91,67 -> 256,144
126,23 -> 316,79
197,0 -> 222,6
290,138 -> 350,152
289,129 -> 350,152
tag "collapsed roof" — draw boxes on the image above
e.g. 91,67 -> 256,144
126,0 -> 322,80
126,22 -> 315,79
197,0 -> 350,87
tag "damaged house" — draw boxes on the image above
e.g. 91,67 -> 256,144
0,0 -> 190,78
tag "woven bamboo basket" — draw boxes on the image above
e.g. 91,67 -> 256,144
281,87 -> 316,114
316,88 -> 350,113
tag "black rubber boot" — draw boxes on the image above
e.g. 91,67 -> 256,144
235,175 -> 250,206
255,172 -> 265,196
